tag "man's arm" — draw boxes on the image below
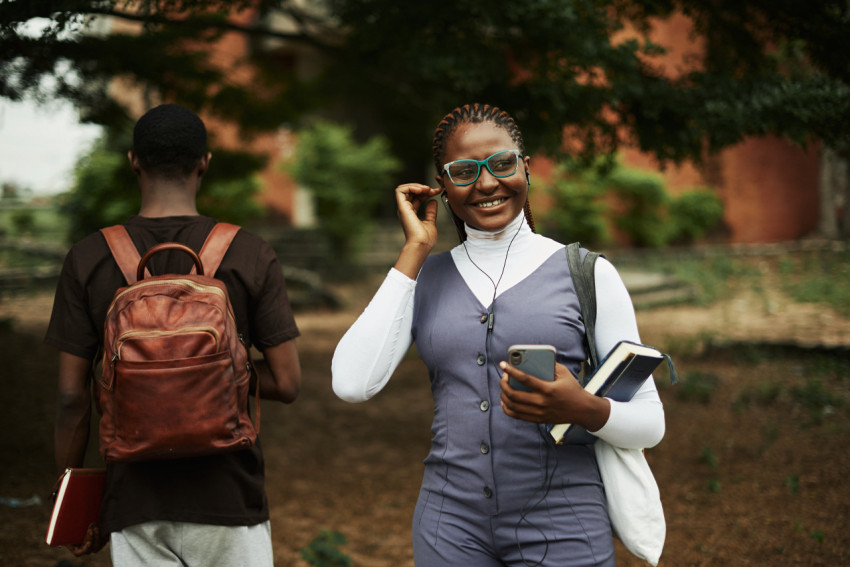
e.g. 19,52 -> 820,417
55,352 -> 93,474
255,340 -> 301,403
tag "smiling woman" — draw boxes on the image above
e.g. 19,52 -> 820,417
435,121 -> 529,234
331,103 -> 667,566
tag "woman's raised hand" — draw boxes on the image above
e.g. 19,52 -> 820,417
393,183 -> 443,280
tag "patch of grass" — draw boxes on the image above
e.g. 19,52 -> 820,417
676,371 -> 720,404
698,445 -> 722,493
786,474 -> 800,496
0,204 -> 69,244
780,251 -> 850,316
760,420 -> 779,447
661,331 -> 717,359
731,343 -> 770,365
790,379 -> 844,425
661,258 -> 732,305
735,381 -> 782,412
809,354 -> 850,381
635,248 -> 850,318
649,254 -> 765,306
300,529 -> 352,567
699,444 -> 719,469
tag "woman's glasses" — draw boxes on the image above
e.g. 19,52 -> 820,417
442,149 -> 522,186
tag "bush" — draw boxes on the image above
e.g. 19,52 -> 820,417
603,167 -> 671,248
10,210 -> 36,235
668,188 -> 725,245
540,160 -> 725,249
287,120 -> 400,264
540,166 -> 610,247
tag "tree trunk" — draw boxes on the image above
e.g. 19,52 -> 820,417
817,146 -> 848,239
842,154 -> 850,239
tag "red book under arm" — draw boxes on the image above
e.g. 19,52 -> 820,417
45,468 -> 106,547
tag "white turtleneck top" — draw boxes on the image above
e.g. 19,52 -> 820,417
332,213 -> 664,449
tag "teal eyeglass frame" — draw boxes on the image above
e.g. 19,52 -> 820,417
442,149 -> 522,186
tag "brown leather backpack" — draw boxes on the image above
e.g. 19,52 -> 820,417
96,222 -> 259,462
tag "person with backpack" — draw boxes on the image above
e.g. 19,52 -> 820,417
45,103 -> 302,565
332,103 -> 666,566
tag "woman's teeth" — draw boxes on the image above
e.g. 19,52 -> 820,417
476,198 -> 506,209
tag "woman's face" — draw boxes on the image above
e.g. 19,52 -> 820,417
437,122 -> 530,233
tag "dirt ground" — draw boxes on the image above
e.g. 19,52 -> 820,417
1,273 -> 848,567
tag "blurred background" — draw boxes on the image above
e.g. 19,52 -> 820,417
0,1 -> 848,566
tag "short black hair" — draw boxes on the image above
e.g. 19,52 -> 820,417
132,104 -> 207,178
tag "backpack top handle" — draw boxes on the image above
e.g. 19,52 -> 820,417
137,243 -> 204,281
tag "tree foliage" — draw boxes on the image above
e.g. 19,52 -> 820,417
2,0 -> 849,175
285,119 -> 400,263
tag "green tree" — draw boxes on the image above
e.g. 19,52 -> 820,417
2,0 -> 848,169
286,120 -> 400,264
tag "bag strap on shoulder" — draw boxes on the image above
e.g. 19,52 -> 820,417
101,225 -> 149,284
566,242 -> 602,373
195,222 -> 240,277
567,243 -> 679,385
101,222 -> 241,284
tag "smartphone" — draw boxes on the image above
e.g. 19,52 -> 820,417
507,344 -> 556,392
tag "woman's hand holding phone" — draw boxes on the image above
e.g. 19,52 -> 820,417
500,352 -> 611,431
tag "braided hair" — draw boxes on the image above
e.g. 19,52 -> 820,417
431,103 -> 536,239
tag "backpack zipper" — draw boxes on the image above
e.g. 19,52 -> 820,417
106,278 -> 240,362
107,277 -> 226,309
112,326 -> 222,362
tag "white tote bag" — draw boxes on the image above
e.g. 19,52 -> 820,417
594,440 -> 666,566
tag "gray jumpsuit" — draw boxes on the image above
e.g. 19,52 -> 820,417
411,250 -> 616,566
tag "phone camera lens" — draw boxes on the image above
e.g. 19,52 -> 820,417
509,351 -> 523,365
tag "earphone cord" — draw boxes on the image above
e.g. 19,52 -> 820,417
441,195 -> 525,371
460,216 -> 524,373
515,453 -> 557,566
444,202 -> 555,564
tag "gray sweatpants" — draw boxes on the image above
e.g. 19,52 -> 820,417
110,520 -> 274,567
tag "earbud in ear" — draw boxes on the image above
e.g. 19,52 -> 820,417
525,171 -> 531,185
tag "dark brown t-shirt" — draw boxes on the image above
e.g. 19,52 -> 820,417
45,215 -> 300,534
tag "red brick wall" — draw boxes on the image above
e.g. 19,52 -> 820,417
616,15 -> 822,243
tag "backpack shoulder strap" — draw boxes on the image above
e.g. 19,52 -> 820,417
567,243 -> 679,385
196,222 -> 240,277
566,242 -> 602,372
101,225 -> 151,284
